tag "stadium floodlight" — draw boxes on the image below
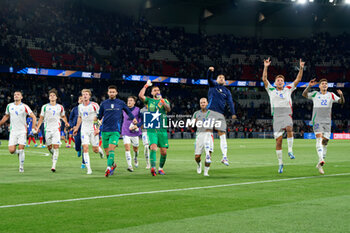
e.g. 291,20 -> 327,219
345,0 -> 350,4
297,0 -> 307,4
309,0 -> 314,2
329,0 -> 334,3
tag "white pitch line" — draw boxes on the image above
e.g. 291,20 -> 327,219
1,173 -> 350,209
0,149 -> 49,156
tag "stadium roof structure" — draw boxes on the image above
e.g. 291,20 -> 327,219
82,0 -> 350,37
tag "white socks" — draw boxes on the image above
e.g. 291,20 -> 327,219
204,166 -> 210,176
18,149 -> 25,169
83,152 -> 91,173
323,145 -> 327,158
52,149 -> 59,169
98,147 -> 104,157
220,134 -> 227,159
204,132 -> 211,158
144,145 -> 150,167
287,137 -> 294,153
316,138 -> 324,162
276,150 -> 283,165
125,151 -> 132,167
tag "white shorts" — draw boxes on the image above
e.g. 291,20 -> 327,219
195,132 -> 214,155
273,115 -> 293,139
142,131 -> 149,145
46,130 -> 61,146
81,131 -> 99,147
313,123 -> 331,139
8,131 -> 27,146
123,135 -> 139,147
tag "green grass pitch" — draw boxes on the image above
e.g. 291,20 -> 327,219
0,139 -> 349,233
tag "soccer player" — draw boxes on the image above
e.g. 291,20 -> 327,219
99,85 -> 137,177
69,95 -> 84,167
139,80 -> 171,176
262,57 -> 305,173
0,91 -> 37,172
192,98 -> 214,176
121,96 -> 142,172
140,106 -> 151,169
205,67 -> 236,166
302,78 -> 345,174
26,116 -> 37,147
35,88 -> 70,172
73,89 -> 104,174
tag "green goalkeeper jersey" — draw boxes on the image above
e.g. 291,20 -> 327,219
144,97 -> 170,131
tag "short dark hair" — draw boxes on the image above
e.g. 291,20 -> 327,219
108,85 -> 118,91
48,88 -> 58,97
14,90 -> 22,94
275,75 -> 285,81
128,96 -> 137,102
151,86 -> 159,91
319,78 -> 328,84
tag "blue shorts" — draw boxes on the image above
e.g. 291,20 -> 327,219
69,129 -> 73,135
38,131 -> 43,137
60,131 -> 66,137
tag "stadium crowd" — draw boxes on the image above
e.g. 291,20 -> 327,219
1,0 -> 350,81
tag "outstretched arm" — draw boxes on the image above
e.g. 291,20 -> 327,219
262,58 -> 271,88
293,59 -> 305,87
139,80 -> 152,102
302,78 -> 317,98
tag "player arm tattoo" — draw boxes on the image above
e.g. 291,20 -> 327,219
302,86 -> 310,98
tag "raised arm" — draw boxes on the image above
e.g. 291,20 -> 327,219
302,78 -> 317,98
139,80 -> 152,102
262,58 -> 271,88
293,59 -> 305,87
337,90 -> 345,104
207,67 -> 216,87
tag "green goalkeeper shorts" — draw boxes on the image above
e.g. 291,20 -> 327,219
101,131 -> 120,149
147,129 -> 169,148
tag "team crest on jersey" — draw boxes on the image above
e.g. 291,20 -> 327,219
111,104 -> 114,108
83,112 -> 88,117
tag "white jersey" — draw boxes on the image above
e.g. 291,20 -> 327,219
307,91 -> 340,124
78,102 -> 99,132
5,102 -> 32,133
40,103 -> 65,132
265,82 -> 296,118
